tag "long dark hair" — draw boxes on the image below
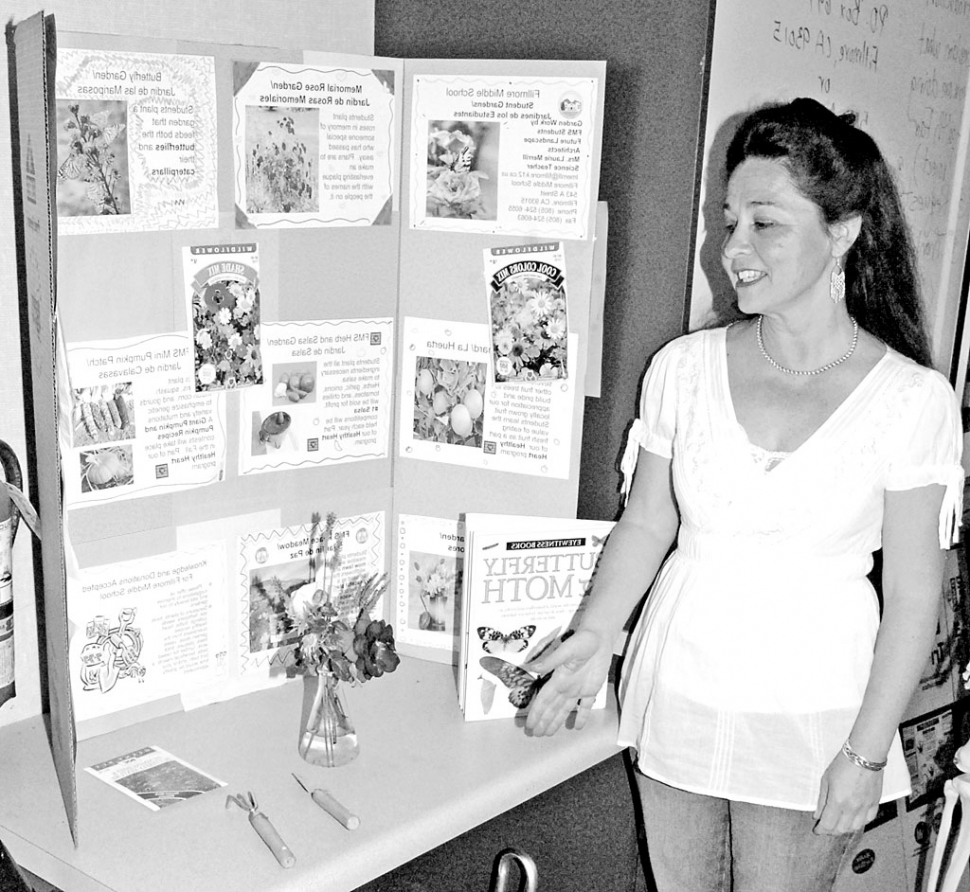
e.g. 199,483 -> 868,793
725,97 -> 932,367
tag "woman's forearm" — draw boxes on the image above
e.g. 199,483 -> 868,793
848,484 -> 948,761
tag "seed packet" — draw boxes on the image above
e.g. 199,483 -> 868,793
484,243 -> 567,383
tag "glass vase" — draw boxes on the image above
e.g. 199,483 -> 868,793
300,673 -> 359,767
427,594 -> 448,631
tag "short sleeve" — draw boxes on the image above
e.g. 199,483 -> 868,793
620,338 -> 684,504
885,369 -> 965,546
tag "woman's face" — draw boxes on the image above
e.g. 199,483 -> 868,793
721,157 -> 837,316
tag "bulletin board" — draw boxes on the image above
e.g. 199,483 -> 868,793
12,11 -> 605,839
689,0 -> 970,386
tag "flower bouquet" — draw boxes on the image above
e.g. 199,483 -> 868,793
283,513 -> 400,765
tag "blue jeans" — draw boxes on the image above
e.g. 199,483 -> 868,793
636,772 -> 863,892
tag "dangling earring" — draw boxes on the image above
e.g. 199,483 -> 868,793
830,258 -> 846,304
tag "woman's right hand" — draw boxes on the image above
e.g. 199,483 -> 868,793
524,628 -> 613,737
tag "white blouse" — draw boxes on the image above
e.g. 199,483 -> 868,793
616,327 -> 964,810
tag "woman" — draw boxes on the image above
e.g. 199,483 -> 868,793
525,98 -> 964,891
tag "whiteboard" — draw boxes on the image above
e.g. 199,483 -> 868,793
689,0 -> 970,386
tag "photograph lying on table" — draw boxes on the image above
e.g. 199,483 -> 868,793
86,745 -> 226,811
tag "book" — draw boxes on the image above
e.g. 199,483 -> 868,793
458,513 -> 614,721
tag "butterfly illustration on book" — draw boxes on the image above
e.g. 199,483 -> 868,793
480,656 -> 542,708
477,625 -> 536,655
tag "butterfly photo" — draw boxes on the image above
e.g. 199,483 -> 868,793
55,100 -> 131,217
480,656 -> 542,709
477,624 -> 536,654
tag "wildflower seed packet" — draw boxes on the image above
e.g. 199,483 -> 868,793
232,58 -> 400,228
86,746 -> 226,811
484,243 -> 568,383
184,244 -> 263,392
55,49 -> 218,234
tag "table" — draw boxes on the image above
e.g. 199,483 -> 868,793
0,658 -> 622,891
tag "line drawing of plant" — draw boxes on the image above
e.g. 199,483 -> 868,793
56,101 -> 130,216
246,107 -> 318,214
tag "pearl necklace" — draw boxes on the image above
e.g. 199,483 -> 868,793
756,315 -> 859,376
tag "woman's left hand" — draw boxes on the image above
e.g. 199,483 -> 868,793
813,751 -> 884,835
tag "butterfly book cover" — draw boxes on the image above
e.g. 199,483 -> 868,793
459,513 -> 614,721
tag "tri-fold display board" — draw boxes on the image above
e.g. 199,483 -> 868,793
12,11 -> 605,839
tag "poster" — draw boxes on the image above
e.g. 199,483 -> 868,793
237,511 -> 386,674
394,514 -> 465,663
232,60 -> 399,228
68,543 -> 227,724
55,48 -> 218,233
237,318 -> 393,474
409,73 -> 598,239
399,317 -> 576,478
63,334 -> 227,507
901,701 -> 970,810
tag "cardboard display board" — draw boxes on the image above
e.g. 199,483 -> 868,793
12,10 -> 77,844
12,12 -> 605,836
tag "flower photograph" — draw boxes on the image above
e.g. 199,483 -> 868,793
413,357 -> 487,448
426,120 -> 499,220
56,99 -> 131,217
247,561 -> 303,654
246,106 -> 319,214
191,275 -> 262,392
490,272 -> 568,382
408,551 -> 463,633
